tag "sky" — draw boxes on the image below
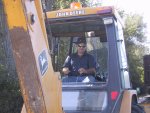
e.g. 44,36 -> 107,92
115,0 -> 150,37
100,0 -> 150,49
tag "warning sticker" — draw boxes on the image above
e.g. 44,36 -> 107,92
38,50 -> 48,76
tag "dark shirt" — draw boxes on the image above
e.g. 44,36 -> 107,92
63,52 -> 96,76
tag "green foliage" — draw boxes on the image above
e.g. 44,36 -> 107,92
52,0 -> 90,10
0,1 -> 23,112
0,66 -> 23,113
57,38 -> 70,71
124,13 -> 147,42
123,13 -> 147,90
118,10 -> 125,18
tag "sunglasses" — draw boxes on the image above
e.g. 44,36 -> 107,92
78,45 -> 86,48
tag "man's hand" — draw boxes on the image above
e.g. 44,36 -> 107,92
78,68 -> 87,75
78,68 -> 96,75
62,67 -> 70,75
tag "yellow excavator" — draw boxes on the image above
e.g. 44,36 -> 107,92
2,0 -> 146,113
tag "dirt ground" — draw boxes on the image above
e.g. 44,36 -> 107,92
139,95 -> 150,113
143,105 -> 150,113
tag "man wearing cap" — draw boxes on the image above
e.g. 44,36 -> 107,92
62,37 -> 96,82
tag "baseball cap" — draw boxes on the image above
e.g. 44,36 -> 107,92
76,37 -> 86,44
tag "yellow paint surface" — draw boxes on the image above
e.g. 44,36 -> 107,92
34,1 -> 49,48
3,0 -> 63,113
47,6 -> 113,19
3,0 -> 27,30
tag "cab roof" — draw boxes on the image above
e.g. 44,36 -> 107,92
47,6 -> 115,19
46,6 -> 123,37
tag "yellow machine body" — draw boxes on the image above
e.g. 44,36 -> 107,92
2,0 -> 148,113
3,0 -> 62,113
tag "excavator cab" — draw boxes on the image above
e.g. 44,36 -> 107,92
60,36 -> 108,83
52,35 -> 108,82
47,6 -> 136,113
3,0 -> 145,112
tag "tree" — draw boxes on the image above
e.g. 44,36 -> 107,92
123,13 -> 148,91
124,13 -> 147,42
44,0 -> 90,10
0,1 -> 23,113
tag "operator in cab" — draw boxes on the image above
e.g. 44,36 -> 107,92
62,37 -> 96,82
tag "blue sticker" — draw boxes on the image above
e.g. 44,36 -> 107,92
38,50 -> 48,76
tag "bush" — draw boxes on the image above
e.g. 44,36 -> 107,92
0,66 -> 23,113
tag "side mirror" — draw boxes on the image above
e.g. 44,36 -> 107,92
136,87 -> 141,95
